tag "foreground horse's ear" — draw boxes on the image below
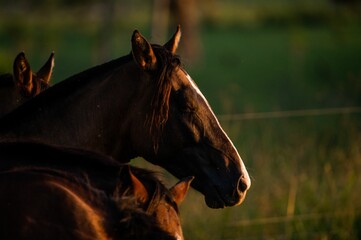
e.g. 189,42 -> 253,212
13,52 -> 33,96
164,25 -> 181,54
131,30 -> 157,71
119,165 -> 149,204
129,170 -> 149,204
37,52 -> 55,85
170,176 -> 194,205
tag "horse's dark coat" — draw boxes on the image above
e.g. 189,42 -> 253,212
0,28 -> 250,208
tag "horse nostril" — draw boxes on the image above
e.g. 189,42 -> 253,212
238,174 -> 251,193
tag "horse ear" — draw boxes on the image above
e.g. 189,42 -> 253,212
170,176 -> 194,205
129,170 -> 149,204
13,52 -> 33,96
131,30 -> 157,71
164,25 -> 181,54
36,52 -> 54,85
119,165 -> 149,204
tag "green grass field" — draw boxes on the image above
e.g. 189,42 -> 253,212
1,3 -> 361,239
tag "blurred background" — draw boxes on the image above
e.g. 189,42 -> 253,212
1,0 -> 361,239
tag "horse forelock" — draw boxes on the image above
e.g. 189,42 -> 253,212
131,166 -> 179,214
114,166 -> 178,214
113,196 -> 176,240
145,45 -> 181,152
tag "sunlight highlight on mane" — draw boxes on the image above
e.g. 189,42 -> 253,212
49,181 -> 109,240
145,45 -> 181,152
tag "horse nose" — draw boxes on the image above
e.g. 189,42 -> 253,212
238,173 -> 251,193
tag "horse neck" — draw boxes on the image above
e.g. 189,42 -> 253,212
0,57 -> 142,161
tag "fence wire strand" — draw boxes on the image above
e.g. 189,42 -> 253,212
217,106 -> 361,121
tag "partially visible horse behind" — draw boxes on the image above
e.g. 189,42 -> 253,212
0,26 -> 250,208
0,52 -> 54,117
0,142 -> 192,240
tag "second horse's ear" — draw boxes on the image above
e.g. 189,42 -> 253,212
131,30 -> 157,71
13,52 -> 33,96
164,25 -> 181,54
37,52 -> 55,85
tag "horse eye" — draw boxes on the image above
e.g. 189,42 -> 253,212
185,104 -> 197,113
174,89 -> 197,113
180,99 -> 196,113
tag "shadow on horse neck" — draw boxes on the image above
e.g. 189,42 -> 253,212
0,52 -> 54,117
0,141 -> 192,240
0,26 -> 250,209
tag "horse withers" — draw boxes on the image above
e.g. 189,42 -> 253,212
0,52 -> 54,117
0,26 -> 250,208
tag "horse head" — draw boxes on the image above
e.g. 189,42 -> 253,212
115,166 -> 192,240
13,51 -> 54,98
128,26 -> 251,208
0,52 -> 54,117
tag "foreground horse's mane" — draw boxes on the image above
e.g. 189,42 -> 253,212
113,197 -> 176,240
146,44 -> 181,152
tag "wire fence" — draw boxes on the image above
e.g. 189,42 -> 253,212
217,106 -> 361,121
217,106 -> 361,240
224,211 -> 359,240
227,211 -> 355,227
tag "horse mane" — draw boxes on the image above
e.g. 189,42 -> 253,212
146,45 -> 181,152
111,196 -> 176,240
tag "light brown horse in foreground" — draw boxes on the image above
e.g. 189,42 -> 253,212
0,142 -> 192,240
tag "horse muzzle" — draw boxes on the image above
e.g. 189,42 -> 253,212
204,172 -> 251,209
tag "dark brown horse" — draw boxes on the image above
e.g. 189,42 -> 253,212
0,52 -> 54,117
0,26 -> 250,208
0,142 -> 192,240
